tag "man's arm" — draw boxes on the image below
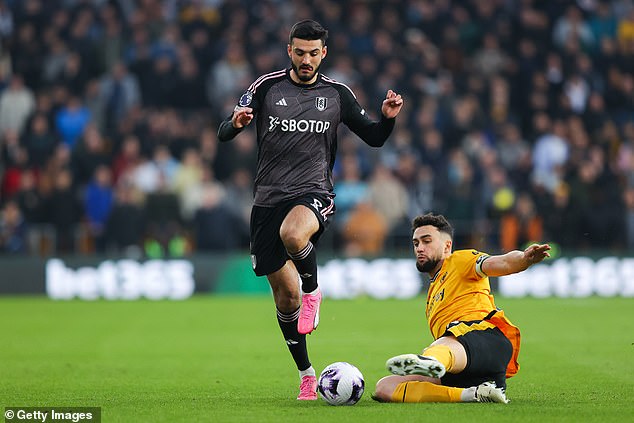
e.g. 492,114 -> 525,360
341,89 -> 403,147
481,244 -> 551,277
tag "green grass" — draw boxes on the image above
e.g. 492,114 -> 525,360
1,295 -> 633,422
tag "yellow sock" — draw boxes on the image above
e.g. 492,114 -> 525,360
422,344 -> 455,372
392,381 -> 464,403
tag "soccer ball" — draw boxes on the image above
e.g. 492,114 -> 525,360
317,362 -> 365,405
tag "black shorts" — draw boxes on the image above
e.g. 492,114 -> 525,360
440,323 -> 513,390
249,193 -> 335,276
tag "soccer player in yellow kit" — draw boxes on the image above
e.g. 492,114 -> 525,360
373,213 -> 551,403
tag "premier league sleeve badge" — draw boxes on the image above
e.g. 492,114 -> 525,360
238,90 -> 253,107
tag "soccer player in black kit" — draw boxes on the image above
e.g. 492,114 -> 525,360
218,19 -> 403,400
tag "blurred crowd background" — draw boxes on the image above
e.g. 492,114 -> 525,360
0,0 -> 633,258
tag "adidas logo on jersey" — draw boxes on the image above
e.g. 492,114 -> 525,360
275,98 -> 288,106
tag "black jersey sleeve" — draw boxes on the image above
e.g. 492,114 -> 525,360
339,87 -> 395,147
217,117 -> 244,142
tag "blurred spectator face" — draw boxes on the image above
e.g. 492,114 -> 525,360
154,55 -> 173,74
179,57 -> 198,78
20,170 -> 36,190
66,96 -> 82,111
51,9 -> 69,32
55,169 -> 72,190
423,129 -> 442,150
516,193 -> 535,217
182,148 -> 201,167
65,53 -> 81,74
503,123 -> 521,142
231,168 -> 252,189
579,161 -> 597,183
35,92 -> 52,112
153,145 -> 172,163
201,184 -> 224,208
448,150 -> 473,184
288,37 -> 326,83
396,154 -> 417,183
121,135 -> 140,158
112,62 -> 127,80
94,165 -> 112,187
84,125 -> 103,151
552,120 -> 568,138
32,114 -> 48,134
9,74 -> 24,90
566,6 -> 582,23
17,23 -> 35,45
587,92 -> 604,111
4,128 -> 19,146
600,37 -> 616,55
533,112 -> 551,134
190,29 -> 209,48
519,38 -> 536,57
53,143 -> 71,165
2,200 -> 21,225
52,84 -> 69,106
25,0 -> 42,15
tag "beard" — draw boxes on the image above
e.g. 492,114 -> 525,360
416,257 -> 440,273
291,61 -> 321,82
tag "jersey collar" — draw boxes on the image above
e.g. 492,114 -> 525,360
286,68 -> 321,88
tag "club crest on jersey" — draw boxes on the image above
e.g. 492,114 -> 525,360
238,91 -> 253,107
315,97 -> 328,111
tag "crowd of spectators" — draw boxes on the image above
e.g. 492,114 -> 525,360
0,0 -> 633,258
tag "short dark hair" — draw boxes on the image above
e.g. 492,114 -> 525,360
289,19 -> 328,45
412,213 -> 454,239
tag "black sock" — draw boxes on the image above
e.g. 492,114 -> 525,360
276,307 -> 310,371
288,242 -> 318,293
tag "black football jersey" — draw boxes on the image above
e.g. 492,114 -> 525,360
218,68 -> 394,206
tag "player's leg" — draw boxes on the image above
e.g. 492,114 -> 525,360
373,375 -> 508,403
386,325 -> 513,403
250,204 -> 317,400
386,336 -> 467,378
268,261 -> 318,400
279,204 -> 322,334
280,204 -> 320,293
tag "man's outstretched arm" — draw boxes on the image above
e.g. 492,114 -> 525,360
481,244 -> 551,277
342,89 -> 403,147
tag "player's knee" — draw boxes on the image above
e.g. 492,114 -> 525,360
373,376 -> 397,402
279,228 -> 307,252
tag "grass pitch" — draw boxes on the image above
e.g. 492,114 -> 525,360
1,295 -> 632,422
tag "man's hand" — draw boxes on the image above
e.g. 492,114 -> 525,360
381,90 -> 403,119
232,106 -> 254,129
523,244 -> 551,265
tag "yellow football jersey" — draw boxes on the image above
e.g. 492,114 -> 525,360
425,249 -> 521,377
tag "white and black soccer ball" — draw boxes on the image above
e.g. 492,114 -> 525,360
317,362 -> 365,406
